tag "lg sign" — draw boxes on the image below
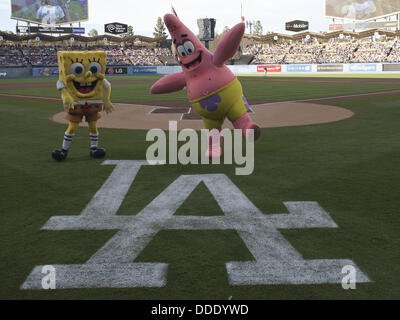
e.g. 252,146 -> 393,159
106,67 -> 128,75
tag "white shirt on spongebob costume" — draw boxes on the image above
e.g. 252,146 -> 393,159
36,5 -> 65,25
56,79 -> 111,105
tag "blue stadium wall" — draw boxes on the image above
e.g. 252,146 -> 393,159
1,63 -> 400,78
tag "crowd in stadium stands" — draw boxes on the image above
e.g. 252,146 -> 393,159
0,45 -> 28,66
0,44 -> 172,67
21,46 -> 58,66
243,39 -> 400,64
2,39 -> 400,67
124,47 -> 171,66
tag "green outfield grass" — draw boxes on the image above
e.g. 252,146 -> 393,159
0,76 -> 399,299
2,75 -> 400,103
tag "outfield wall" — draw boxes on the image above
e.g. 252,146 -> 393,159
0,63 -> 399,78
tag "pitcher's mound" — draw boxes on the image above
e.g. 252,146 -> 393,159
51,102 -> 354,130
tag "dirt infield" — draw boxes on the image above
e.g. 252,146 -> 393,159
0,91 -> 354,129
49,101 -> 354,130
9,75 -> 400,130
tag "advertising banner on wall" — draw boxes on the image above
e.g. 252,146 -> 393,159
329,24 -> 343,31
106,67 -> 128,75
349,64 -> 377,72
0,67 -> 32,78
382,64 -> 400,71
287,64 -> 312,72
257,65 -> 282,73
32,67 -> 58,77
317,64 -> 344,72
131,66 -> 158,74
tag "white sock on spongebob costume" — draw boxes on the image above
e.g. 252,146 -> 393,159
90,134 -> 99,149
62,133 -> 74,150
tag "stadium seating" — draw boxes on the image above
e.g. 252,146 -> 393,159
0,45 -> 28,66
0,45 -> 172,67
1,38 -> 400,67
243,39 -> 400,64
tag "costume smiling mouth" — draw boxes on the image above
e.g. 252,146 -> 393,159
183,53 -> 202,70
73,80 -> 97,94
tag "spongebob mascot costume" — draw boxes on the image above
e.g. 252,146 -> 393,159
52,51 -> 114,162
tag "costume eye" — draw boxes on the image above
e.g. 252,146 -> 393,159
88,62 -> 102,75
177,45 -> 187,57
183,41 -> 195,55
69,62 -> 84,76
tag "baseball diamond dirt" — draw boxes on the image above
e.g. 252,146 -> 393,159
48,101 -> 354,130
3,76 -> 400,131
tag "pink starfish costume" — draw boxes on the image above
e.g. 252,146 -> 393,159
150,14 -> 260,157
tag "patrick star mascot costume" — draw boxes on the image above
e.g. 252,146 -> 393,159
150,13 -> 260,158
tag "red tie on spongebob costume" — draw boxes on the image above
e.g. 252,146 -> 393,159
150,14 -> 260,158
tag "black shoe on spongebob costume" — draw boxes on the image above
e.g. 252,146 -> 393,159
52,50 -> 115,162
52,149 -> 68,162
90,147 -> 106,159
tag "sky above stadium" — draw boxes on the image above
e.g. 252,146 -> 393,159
1,0 -> 334,36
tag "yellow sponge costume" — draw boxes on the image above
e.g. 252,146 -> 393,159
52,51 -> 114,162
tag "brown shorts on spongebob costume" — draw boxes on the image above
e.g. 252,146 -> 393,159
66,103 -> 103,122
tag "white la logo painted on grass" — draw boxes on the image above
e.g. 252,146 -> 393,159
21,161 -> 371,290
146,121 -> 255,176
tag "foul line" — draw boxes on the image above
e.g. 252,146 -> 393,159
1,89 -> 400,107
0,93 -> 61,102
251,89 -> 400,106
